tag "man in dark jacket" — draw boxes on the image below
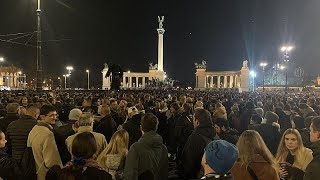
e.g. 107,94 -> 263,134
55,108 -> 82,164
124,113 -> 168,180
239,101 -> 255,133
304,116 -> 320,180
253,111 -> 281,155
0,103 -> 20,132
6,105 -> 39,162
180,108 -> 216,179
167,102 -> 182,157
123,106 -> 142,147
94,105 -> 117,142
214,118 -> 239,145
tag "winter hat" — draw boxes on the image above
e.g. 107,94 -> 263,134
264,111 -> 279,124
68,108 -> 82,121
205,140 -> 239,175
255,108 -> 264,117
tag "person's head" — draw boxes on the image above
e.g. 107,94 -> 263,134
170,102 -> 181,114
127,106 -> 139,118
310,116 -> 320,143
179,95 -> 186,104
72,132 -> 97,160
266,96 -> 272,104
68,108 -> 82,121
236,130 -> 275,166
276,129 -> 306,169
78,113 -> 94,127
182,103 -> 192,115
82,98 -> 92,108
194,101 -> 204,109
245,101 -> 254,110
201,140 -> 239,175
25,104 -> 40,120
110,99 -> 118,111
255,108 -> 264,118
193,108 -> 213,128
100,105 -> 111,117
20,96 -> 28,106
140,113 -> 158,133
214,118 -> 229,134
6,103 -> 20,114
0,130 -> 7,148
307,98 -> 316,107
298,103 -> 309,114
231,103 -> 239,112
39,105 -> 57,125
97,129 -> 129,164
264,111 -> 279,125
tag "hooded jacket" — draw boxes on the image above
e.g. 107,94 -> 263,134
123,131 -> 168,180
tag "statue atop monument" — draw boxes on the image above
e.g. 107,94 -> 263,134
149,62 -> 158,70
194,60 -> 207,69
242,60 -> 248,68
158,16 -> 164,29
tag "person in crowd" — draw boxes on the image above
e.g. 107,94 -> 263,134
298,116 -> 314,148
231,130 -> 279,180
194,101 -> 204,109
116,100 -> 127,125
0,103 -> 20,132
66,113 -> 107,159
253,111 -> 281,155
27,104 -> 62,180
47,132 -> 112,180
276,129 -> 313,180
239,101 -> 255,133
167,102 -> 182,158
228,103 -> 240,130
275,106 -> 292,133
212,103 -> 227,122
6,105 -> 39,162
174,103 -> 194,161
156,101 -> 169,144
124,113 -> 168,180
180,108 -> 216,179
223,95 -> 233,116
307,98 -> 320,115
214,118 -> 239,145
254,107 -> 264,119
82,97 -> 93,113
97,129 -> 129,179
304,116 -> 320,180
0,130 -> 21,180
55,108 -> 82,164
19,96 -> 29,107
299,104 -> 318,119
58,98 -> 74,123
94,105 -> 117,142
201,140 -> 239,180
122,106 -> 142,147
110,99 -> 121,126
263,96 -> 275,115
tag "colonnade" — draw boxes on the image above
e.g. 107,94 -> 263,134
204,74 -> 241,88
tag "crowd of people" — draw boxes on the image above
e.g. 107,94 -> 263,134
0,89 -> 320,180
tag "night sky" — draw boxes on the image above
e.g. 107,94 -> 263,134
0,0 -> 320,88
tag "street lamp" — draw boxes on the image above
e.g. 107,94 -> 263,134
86,69 -> 90,90
279,65 -> 288,91
36,0 -> 43,90
250,70 -> 257,91
260,62 -> 268,91
58,77 -> 61,89
281,46 -> 293,92
0,57 -> 4,62
63,74 -> 70,89
66,66 -> 73,88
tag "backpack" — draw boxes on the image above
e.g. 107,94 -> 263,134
21,147 -> 37,180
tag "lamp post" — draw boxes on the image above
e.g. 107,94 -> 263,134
36,0 -> 43,90
66,66 -> 73,89
58,77 -> 61,89
86,69 -> 90,90
281,46 -> 293,92
260,62 -> 268,91
250,70 -> 257,91
63,74 -> 70,89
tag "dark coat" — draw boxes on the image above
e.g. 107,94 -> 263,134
0,150 -> 21,180
58,103 -> 74,123
219,128 -> 239,145
54,121 -> 75,164
123,114 -> 142,147
180,125 -> 216,179
253,124 -> 281,155
0,113 -> 19,132
94,115 -> 117,142
123,131 -> 168,180
6,115 -> 37,162
304,140 -> 320,180
167,113 -> 182,154
239,109 -> 254,133
156,111 -> 169,144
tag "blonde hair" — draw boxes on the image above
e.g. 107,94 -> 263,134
97,129 -> 129,168
78,113 -> 94,126
237,130 -> 276,168
275,129 -> 306,169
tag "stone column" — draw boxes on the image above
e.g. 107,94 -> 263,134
217,76 -> 221,88
129,77 -> 132,88
210,76 -> 213,88
122,76 -> 126,88
224,76 -> 227,88
136,77 -> 139,88
142,77 -> 145,88
230,75 -> 234,88
157,27 -> 165,72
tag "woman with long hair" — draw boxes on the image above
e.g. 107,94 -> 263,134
275,129 -> 313,180
231,130 -> 279,180
97,129 -> 129,180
